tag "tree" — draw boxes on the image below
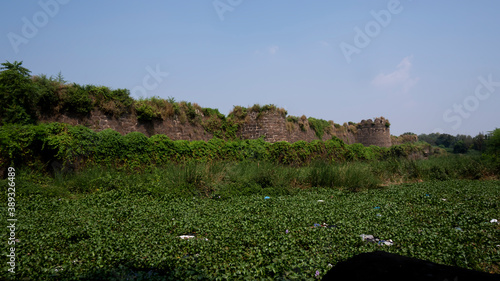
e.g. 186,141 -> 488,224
418,133 -> 439,146
485,128 -> 500,160
472,133 -> 486,152
453,140 -> 468,154
436,133 -> 454,148
0,61 -> 39,125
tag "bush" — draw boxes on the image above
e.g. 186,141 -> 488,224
63,84 -> 93,115
93,86 -> 133,117
33,74 -> 65,115
134,102 -> 157,121
308,117 -> 332,139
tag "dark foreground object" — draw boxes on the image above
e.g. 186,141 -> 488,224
322,251 -> 500,281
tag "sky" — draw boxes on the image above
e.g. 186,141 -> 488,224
1,0 -> 499,136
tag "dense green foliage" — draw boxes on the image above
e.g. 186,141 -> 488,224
2,178 -> 499,280
485,128 -> 500,169
419,132 -> 490,153
307,118 -> 332,139
0,123 -> 441,174
0,61 -> 39,125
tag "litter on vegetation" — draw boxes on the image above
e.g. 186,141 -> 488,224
317,200 -> 324,203
490,219 -> 498,223
360,234 -> 393,246
264,196 -> 270,199
312,223 -> 336,228
178,235 -> 209,241
454,227 -> 463,232
378,240 -> 394,246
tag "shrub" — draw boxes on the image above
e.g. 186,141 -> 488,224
229,106 -> 247,120
202,107 -> 225,119
287,116 -> 299,123
308,117 -> 331,139
134,102 -> 157,121
63,84 -> 93,115
94,87 -> 133,117
33,74 -> 65,115
180,101 -> 201,124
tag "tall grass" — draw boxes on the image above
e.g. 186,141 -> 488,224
15,155 -> 497,199
306,160 -> 380,191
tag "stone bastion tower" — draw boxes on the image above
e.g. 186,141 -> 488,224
238,111 -> 392,147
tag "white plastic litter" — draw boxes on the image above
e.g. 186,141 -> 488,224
490,219 -> 498,223
360,234 -> 375,242
317,200 -> 324,202
378,239 -> 393,246
179,235 -> 195,239
360,234 -> 393,246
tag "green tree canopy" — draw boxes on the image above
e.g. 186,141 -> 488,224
485,128 -> 500,159
0,61 -> 39,125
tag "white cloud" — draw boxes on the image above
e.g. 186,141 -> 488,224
371,56 -> 419,93
268,45 -> 279,54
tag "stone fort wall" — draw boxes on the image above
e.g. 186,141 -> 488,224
237,112 -> 390,147
39,110 -> 393,147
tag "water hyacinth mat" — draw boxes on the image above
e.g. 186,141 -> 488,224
2,180 -> 499,280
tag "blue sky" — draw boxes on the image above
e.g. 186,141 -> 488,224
1,0 -> 499,136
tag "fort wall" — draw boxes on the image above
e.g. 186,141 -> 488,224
39,109 -> 393,147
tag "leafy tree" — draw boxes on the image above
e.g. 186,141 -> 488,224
418,133 -> 439,146
485,128 -> 500,160
0,61 -> 39,125
472,133 -> 486,152
453,140 -> 468,154
436,133 -> 454,148
455,134 -> 473,148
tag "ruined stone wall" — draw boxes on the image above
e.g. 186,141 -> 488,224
238,112 -> 390,147
238,112 -> 289,142
39,110 -> 213,141
38,109 -> 392,147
